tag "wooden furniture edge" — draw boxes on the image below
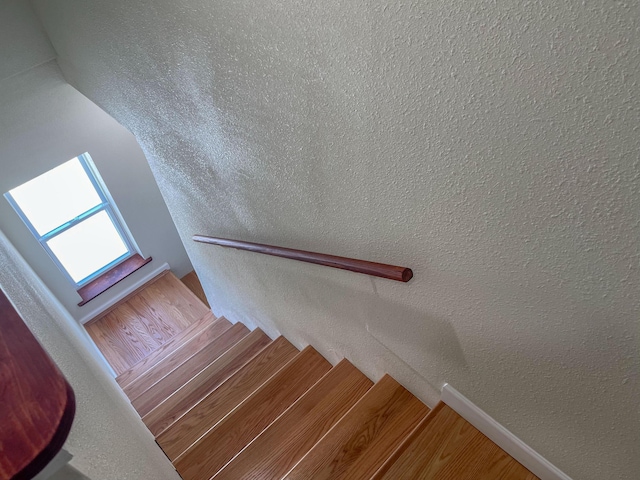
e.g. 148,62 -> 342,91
13,383 -> 76,480
77,254 -> 152,306
0,289 -> 76,480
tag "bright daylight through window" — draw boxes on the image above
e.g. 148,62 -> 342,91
5,153 -> 135,285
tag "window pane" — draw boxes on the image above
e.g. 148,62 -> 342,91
9,157 -> 102,235
46,210 -> 129,283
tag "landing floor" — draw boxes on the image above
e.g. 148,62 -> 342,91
84,271 -> 208,374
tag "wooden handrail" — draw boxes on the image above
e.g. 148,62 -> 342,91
192,235 -> 413,282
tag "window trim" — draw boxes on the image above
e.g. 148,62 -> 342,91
4,153 -> 136,287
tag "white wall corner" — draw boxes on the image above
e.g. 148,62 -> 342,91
32,448 -> 73,480
441,384 -> 572,480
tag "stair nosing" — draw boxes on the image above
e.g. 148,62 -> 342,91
210,359 -> 374,480
172,345 -> 326,466
282,373 -> 431,479
152,335 -> 292,439
116,312 -> 221,388
129,322 -> 250,412
122,317 -> 234,398
142,328 -> 272,433
369,401 -> 445,480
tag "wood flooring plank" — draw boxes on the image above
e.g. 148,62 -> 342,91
142,328 -> 271,435
135,273 -> 208,331
180,271 -> 209,307
124,297 -> 179,344
116,311 -> 222,389
83,270 -> 170,326
372,403 -> 539,480
86,308 -> 161,374
284,374 -> 430,480
85,315 -> 129,374
122,317 -> 232,399
130,322 -> 250,417
212,359 -> 373,480
156,336 -> 298,460
173,346 -> 331,480
85,272 -> 210,374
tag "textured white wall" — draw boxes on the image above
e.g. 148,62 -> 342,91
0,0 -> 193,321
33,1 -> 639,478
0,231 -> 181,480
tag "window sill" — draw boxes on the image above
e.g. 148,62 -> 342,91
77,254 -> 152,306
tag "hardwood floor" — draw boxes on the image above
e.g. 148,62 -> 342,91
284,374 -> 431,480
155,335 -> 299,459
130,322 -> 250,417
115,311 -> 222,389
372,402 -> 538,480
121,316 -> 232,399
142,328 -> 271,435
212,359 -> 373,480
174,346 -> 331,479
87,271 -> 540,480
85,271 -> 209,374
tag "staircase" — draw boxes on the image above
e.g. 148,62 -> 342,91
87,271 -> 538,479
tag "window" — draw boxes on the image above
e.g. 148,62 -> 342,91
5,153 -> 136,286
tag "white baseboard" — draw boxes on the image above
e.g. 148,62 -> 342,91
78,262 -> 170,325
441,384 -> 572,480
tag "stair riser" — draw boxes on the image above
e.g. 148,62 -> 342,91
122,318 -> 233,398
155,336 -> 299,460
116,312 -> 223,389
173,347 -> 331,480
142,330 -> 271,435
131,323 -> 250,417
211,360 -> 374,480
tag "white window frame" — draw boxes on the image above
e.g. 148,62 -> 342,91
4,153 -> 136,287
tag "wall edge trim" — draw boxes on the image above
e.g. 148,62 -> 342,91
441,383 -> 572,480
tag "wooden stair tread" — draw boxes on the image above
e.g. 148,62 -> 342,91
116,311 -> 221,389
173,346 -> 331,480
149,270 -> 209,313
212,359 -> 373,480
284,374 -> 430,480
93,272 -> 542,480
372,402 -> 539,480
156,336 -> 298,460
122,316 -> 232,399
142,328 -> 271,435
130,322 -> 250,416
